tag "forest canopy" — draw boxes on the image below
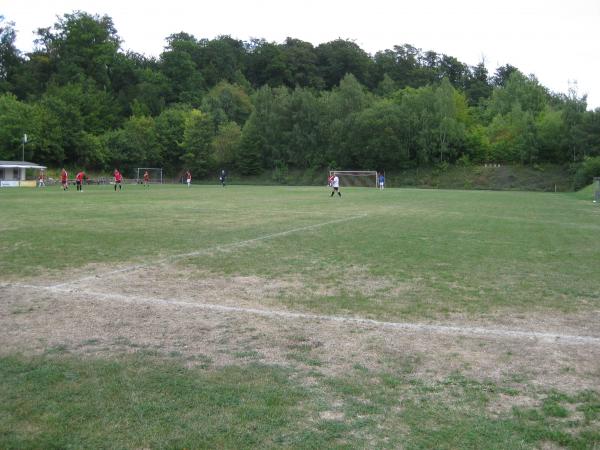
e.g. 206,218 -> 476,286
1,11 -> 599,177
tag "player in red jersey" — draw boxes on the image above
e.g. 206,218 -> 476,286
75,171 -> 85,192
114,169 -> 123,191
143,170 -> 150,188
61,168 -> 68,190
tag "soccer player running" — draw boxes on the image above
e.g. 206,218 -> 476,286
114,169 -> 123,191
61,168 -> 68,190
143,170 -> 150,188
75,170 -> 85,192
330,173 -> 341,197
186,170 -> 192,187
219,169 -> 226,187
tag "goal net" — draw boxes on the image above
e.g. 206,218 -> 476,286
330,170 -> 378,188
136,168 -> 163,184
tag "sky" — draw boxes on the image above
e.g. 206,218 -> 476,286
2,0 -> 599,109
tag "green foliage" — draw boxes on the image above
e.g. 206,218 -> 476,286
573,156 -> 600,190
0,9 -> 597,175
237,114 -> 265,175
102,115 -> 161,172
0,18 -> 22,94
315,39 -> 373,89
201,81 -> 253,129
486,104 -> 538,163
211,121 -> 241,170
486,72 -> 548,119
0,93 -> 31,160
272,160 -> 289,184
155,104 -> 191,172
36,12 -> 121,89
535,107 -> 567,162
180,109 -> 214,176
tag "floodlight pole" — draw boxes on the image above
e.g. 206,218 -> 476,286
21,134 -> 27,161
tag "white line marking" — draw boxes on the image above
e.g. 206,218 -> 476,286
10,283 -> 600,346
50,214 -> 367,289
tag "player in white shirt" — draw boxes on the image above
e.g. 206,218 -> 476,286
330,174 -> 341,197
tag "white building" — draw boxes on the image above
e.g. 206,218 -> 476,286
0,161 -> 47,187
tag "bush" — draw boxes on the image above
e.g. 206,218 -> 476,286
272,161 -> 289,184
573,157 -> 600,190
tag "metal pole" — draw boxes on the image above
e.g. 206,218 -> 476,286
21,134 -> 27,161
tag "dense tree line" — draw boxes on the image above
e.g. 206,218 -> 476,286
1,12 -> 599,178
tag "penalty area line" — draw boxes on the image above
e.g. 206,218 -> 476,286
11,283 -> 600,347
49,214 -> 368,289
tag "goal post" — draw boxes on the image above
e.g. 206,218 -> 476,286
329,170 -> 378,188
136,168 -> 163,184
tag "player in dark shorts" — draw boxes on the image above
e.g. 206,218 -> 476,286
330,174 -> 341,197
75,171 -> 85,192
114,169 -> 123,191
61,168 -> 68,190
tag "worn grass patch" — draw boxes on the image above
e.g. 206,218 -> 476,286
1,354 -> 599,449
1,185 -> 599,320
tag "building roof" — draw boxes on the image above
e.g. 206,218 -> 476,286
0,161 -> 47,169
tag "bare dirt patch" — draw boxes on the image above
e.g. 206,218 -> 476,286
2,264 -> 600,401
43,261 -> 600,340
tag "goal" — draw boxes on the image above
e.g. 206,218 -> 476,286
329,170 -> 378,188
136,168 -> 163,184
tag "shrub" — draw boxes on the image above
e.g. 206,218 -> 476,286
573,156 -> 600,190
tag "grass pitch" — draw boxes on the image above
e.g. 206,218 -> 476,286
1,184 -> 599,448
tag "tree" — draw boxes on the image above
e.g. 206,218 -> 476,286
535,107 -> 567,162
0,17 -> 22,94
373,45 -> 423,89
486,71 -> 548,119
345,99 -> 410,170
180,109 -> 213,176
155,104 -> 191,172
376,73 -> 397,97
211,121 -> 241,170
35,12 -> 121,90
465,62 -> 492,106
280,38 -> 323,89
103,115 -> 160,172
201,81 -> 253,130
160,33 -> 205,105
580,109 -> 600,158
195,35 -> 246,87
487,104 -> 537,163
437,55 -> 469,89
558,88 -> 588,161
492,64 -> 519,87
316,39 -> 373,89
244,39 -> 290,88
237,113 -> 265,175
0,93 -> 32,160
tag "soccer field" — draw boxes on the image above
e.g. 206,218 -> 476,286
1,184 -> 599,448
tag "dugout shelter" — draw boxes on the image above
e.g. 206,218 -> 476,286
0,161 -> 46,187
